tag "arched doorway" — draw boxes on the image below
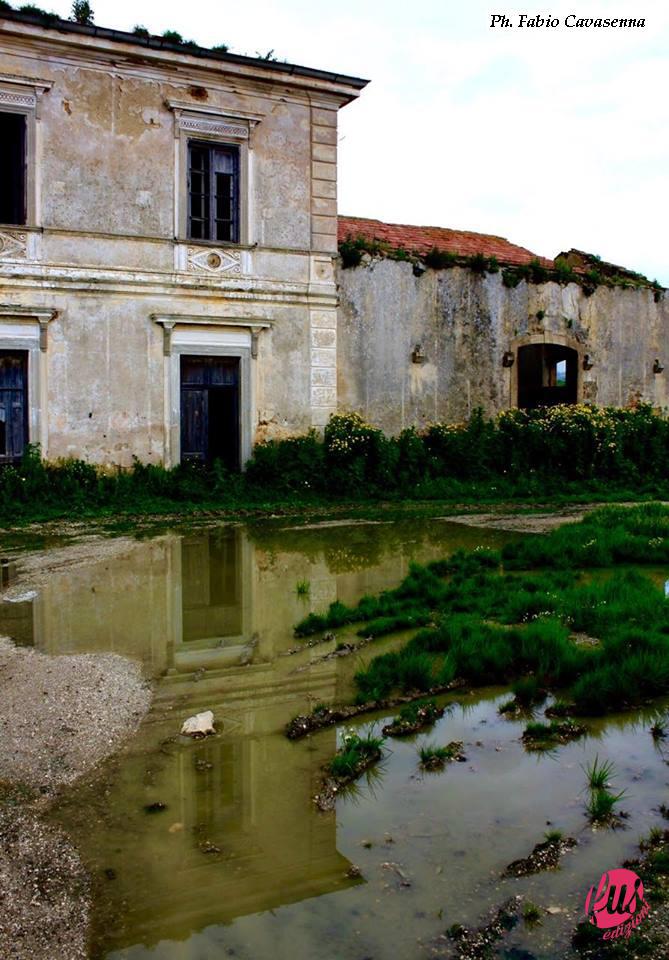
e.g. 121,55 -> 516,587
517,343 -> 578,409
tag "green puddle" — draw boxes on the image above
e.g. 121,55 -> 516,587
1,517 -> 668,959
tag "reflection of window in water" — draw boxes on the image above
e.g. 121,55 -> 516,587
182,531 -> 242,643
0,599 -> 34,647
192,741 -> 244,835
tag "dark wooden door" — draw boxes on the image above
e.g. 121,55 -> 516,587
0,351 -> 28,463
180,356 -> 240,470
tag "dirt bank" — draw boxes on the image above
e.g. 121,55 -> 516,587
444,508 -> 590,533
0,637 -> 152,959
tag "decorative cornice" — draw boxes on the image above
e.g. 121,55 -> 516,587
0,72 -> 53,91
0,265 -> 338,307
151,314 -> 273,358
0,74 -> 52,118
165,99 -> 264,125
166,99 -> 262,144
0,305 -> 58,351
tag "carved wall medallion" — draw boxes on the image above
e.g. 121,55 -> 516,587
187,246 -> 242,275
0,230 -> 28,260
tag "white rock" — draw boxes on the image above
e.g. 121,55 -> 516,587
180,710 -> 215,738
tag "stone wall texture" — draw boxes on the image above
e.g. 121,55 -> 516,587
337,258 -> 669,433
0,16 -> 361,465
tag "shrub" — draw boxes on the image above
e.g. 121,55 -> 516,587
71,1 -> 93,24
424,247 -> 458,270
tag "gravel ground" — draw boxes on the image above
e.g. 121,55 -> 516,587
0,637 -> 151,792
0,636 -> 152,959
0,806 -> 89,960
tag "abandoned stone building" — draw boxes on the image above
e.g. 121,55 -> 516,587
0,8 -> 666,468
0,8 -> 366,467
336,218 -> 669,435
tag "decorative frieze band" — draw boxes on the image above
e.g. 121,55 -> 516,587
178,116 -> 249,140
0,89 -> 36,109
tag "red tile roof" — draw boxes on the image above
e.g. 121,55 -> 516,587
338,216 -> 554,269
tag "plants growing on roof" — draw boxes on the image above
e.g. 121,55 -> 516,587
71,1 -> 93,24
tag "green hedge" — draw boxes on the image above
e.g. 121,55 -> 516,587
249,405 -> 669,493
2,404 -> 669,520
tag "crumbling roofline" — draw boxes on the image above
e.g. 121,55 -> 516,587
0,8 -> 369,92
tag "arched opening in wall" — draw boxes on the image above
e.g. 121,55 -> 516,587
517,344 -> 578,409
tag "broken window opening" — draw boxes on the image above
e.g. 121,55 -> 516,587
517,344 -> 578,409
0,113 -> 27,226
187,141 -> 239,243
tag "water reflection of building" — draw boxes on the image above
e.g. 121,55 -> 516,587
2,520 -> 508,681
5,521 -> 509,953
97,725 -> 356,954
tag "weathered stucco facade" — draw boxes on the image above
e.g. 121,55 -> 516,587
1,11 -> 665,468
0,11 -> 365,466
337,258 -> 669,434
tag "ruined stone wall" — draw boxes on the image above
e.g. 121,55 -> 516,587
337,258 -> 669,433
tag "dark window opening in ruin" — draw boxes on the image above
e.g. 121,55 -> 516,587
517,343 -> 578,409
0,113 -> 27,225
180,355 -> 240,470
187,141 -> 239,243
0,351 -> 28,462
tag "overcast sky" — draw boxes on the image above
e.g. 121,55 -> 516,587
36,0 -> 669,284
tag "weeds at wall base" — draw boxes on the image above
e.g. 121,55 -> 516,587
4,404 -> 669,526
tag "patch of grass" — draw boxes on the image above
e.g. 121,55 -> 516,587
283,504 -> 669,729
522,901 -> 542,926
418,741 -> 463,770
383,699 -> 444,736
360,610 -> 434,639
503,503 -> 669,570
522,719 -> 586,748
512,675 -> 545,706
582,755 -> 615,791
545,699 -> 572,718
544,829 -> 563,843
583,757 -> 626,824
586,787 -> 627,824
651,716 -> 667,740
329,732 -> 384,779
295,579 -> 310,596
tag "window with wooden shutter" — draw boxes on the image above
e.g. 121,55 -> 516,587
187,141 -> 239,243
